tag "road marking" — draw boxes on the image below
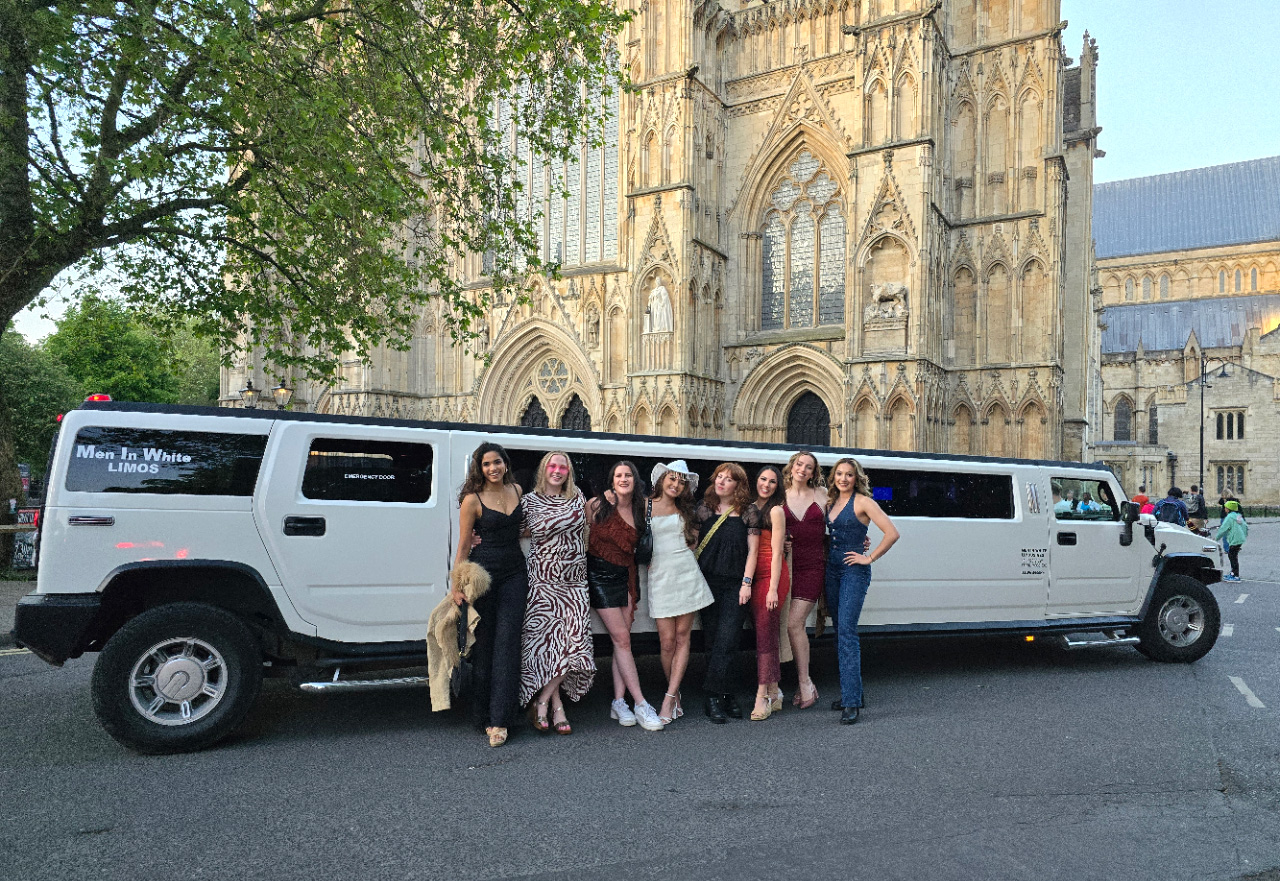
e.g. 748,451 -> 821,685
1222,624 -> 1234,637
1229,676 -> 1266,709
0,648 -> 31,657
1235,594 -> 1249,604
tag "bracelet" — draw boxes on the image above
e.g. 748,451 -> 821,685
742,576 -> 753,584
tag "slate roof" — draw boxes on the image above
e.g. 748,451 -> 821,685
1093,157 -> 1280,259
1100,294 -> 1280,354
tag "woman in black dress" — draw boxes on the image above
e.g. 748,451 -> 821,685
451,443 -> 528,748
695,462 -> 761,723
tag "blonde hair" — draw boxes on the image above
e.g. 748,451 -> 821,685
826,457 -> 871,505
783,450 -> 821,490
533,450 -> 579,498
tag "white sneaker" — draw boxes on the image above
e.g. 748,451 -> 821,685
633,701 -> 665,732
610,698 -> 637,726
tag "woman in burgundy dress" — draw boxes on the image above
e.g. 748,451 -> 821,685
783,451 -> 828,709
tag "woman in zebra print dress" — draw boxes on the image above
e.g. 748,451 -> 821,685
519,451 -> 596,735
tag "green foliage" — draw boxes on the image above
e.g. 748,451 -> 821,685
2,0 -> 630,379
0,326 -> 84,478
44,296 -> 180,403
169,325 -> 221,406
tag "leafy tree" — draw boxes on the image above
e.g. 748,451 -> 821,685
169,324 -> 221,406
0,0 -> 627,508
0,326 -> 84,482
44,296 -> 181,403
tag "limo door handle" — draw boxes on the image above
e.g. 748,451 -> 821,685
68,516 -> 115,526
283,516 -> 326,537
1057,532 -> 1077,546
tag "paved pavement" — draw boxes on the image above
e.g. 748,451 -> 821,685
2,526 -> 1279,880
0,575 -> 34,648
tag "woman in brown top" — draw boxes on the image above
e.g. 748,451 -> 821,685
587,461 -> 664,732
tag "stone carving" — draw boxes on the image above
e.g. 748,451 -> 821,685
645,277 -> 674,333
586,307 -> 601,347
864,283 -> 910,323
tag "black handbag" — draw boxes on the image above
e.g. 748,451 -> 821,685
449,602 -> 473,702
634,499 -> 654,565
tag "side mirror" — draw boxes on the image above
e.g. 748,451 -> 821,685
1122,501 -> 1141,524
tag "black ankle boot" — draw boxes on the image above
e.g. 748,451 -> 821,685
831,699 -> 843,711
705,695 -> 727,724
722,693 -> 743,719
839,706 -> 860,725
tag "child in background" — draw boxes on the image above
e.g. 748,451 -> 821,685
1215,500 -> 1248,583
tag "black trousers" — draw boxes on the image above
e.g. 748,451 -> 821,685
468,565 -> 529,728
700,577 -> 745,695
1228,544 -> 1242,578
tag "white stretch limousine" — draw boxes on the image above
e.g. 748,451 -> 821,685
16,402 -> 1222,753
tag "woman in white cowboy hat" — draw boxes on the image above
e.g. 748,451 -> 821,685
647,459 -> 714,724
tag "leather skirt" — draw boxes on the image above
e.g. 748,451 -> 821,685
587,554 -> 632,609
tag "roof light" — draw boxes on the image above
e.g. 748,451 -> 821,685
85,394 -> 112,402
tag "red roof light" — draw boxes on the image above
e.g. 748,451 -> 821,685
85,394 -> 113,402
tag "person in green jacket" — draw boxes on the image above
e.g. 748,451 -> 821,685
1215,500 -> 1249,583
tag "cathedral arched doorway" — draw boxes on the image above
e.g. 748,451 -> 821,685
520,396 -> 549,428
786,392 -> 830,447
560,394 -> 591,431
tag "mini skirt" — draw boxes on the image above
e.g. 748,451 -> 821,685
587,555 -> 632,609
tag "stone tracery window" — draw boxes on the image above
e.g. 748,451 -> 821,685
760,151 -> 846,330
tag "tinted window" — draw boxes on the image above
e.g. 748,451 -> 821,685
302,439 -> 433,503
66,427 -> 267,495
866,469 -> 1014,519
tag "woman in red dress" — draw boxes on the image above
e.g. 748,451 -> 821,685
747,465 -> 790,720
783,451 -> 827,709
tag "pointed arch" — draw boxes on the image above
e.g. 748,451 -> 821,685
1020,258 -> 1049,361
886,392 -> 914,451
894,72 -> 917,141
851,394 -> 879,450
953,265 -> 977,366
951,402 -> 975,455
1017,399 -> 1047,459
985,262 -> 1012,363
632,405 -> 652,436
733,344 -> 845,444
1112,394 -> 1134,442
983,400 -> 1010,457
477,320 -> 600,426
865,75 -> 889,145
658,405 -> 678,436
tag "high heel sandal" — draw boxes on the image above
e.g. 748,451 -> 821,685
659,692 -> 678,725
551,705 -> 572,736
796,681 -> 818,710
750,694 -> 772,721
486,726 -> 508,747
770,690 -> 784,713
528,699 -> 550,733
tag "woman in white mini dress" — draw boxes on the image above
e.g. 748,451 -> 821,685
646,460 -> 713,724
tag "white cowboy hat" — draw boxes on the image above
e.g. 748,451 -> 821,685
651,459 -> 699,494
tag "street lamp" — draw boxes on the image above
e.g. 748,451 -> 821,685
238,378 -> 261,409
271,383 -> 293,410
1197,355 -> 1232,492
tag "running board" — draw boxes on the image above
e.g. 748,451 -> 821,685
299,667 -> 429,693
1057,629 -> 1141,650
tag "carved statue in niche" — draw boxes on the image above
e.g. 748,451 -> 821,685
586,307 -> 601,347
644,276 -> 674,334
864,282 -> 910,323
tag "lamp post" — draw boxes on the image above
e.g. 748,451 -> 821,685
238,378 -> 260,409
1197,355 -> 1232,493
271,383 -> 293,411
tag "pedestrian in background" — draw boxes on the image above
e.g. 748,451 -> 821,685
1186,484 -> 1207,530
1153,487 -> 1189,527
1215,500 -> 1248,583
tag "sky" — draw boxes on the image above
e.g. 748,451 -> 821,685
12,1 -> 1280,341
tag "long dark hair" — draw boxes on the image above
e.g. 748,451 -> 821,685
594,460 -> 646,525
753,464 -> 786,516
458,442 -> 515,504
650,469 -> 699,545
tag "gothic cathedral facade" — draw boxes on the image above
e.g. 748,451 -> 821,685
231,0 -> 1101,461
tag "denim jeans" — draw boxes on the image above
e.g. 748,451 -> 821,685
825,562 -> 871,709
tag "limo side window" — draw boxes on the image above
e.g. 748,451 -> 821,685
302,439 -> 433,503
866,470 -> 1014,519
1051,478 -> 1117,521
65,427 -> 267,495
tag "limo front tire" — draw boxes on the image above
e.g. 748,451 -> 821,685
91,603 -> 263,754
1134,574 -> 1220,663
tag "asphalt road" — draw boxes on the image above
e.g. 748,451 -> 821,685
3,527 -> 1279,881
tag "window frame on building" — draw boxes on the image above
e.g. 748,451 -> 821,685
1214,409 -> 1245,441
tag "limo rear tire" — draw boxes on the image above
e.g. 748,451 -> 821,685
1134,574 -> 1220,663
91,602 -> 263,754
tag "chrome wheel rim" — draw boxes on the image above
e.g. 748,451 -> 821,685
128,637 -> 227,726
1156,595 -> 1204,648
